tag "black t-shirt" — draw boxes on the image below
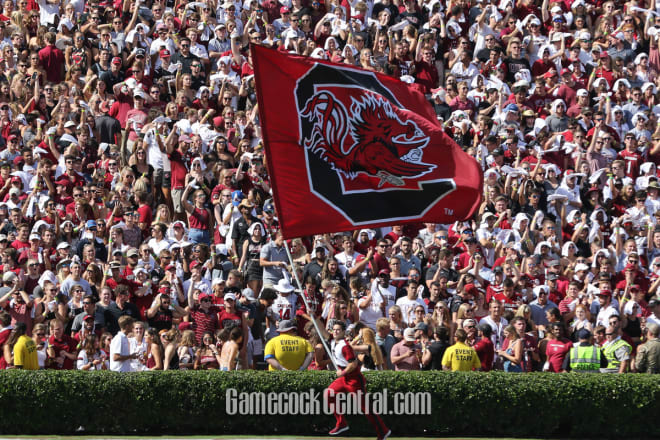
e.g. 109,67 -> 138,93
91,62 -> 110,77
100,70 -> 124,90
148,307 -> 174,332
170,52 -> 200,75
104,302 -> 141,335
504,56 -> 531,83
426,340 -> 449,370
231,215 -> 260,258
425,264 -> 459,284
96,114 -> 122,145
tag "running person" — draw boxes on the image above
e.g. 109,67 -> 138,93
325,321 -> 391,439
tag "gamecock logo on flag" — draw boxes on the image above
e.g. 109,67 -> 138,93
252,45 -> 482,239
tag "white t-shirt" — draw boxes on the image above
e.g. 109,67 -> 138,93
37,0 -> 61,24
396,296 -> 427,325
110,331 -> 134,372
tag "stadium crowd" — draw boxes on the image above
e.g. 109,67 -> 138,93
2,0 -> 660,373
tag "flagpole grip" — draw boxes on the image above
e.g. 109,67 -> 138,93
284,241 -> 338,371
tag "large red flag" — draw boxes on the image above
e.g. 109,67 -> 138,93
252,45 -> 483,239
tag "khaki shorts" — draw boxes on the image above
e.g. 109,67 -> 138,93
172,188 -> 184,213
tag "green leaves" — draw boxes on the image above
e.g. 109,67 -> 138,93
0,370 -> 658,437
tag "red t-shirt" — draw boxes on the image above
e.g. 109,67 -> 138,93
0,328 -> 11,369
618,149 -> 643,179
48,334 -> 76,370
217,309 -> 242,330
545,338 -> 573,372
11,239 -> 30,255
168,150 -> 188,189
473,337 -> 494,371
137,204 -> 153,230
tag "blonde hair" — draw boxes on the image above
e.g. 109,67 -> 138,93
180,330 -> 196,347
456,303 -> 472,320
361,327 -> 384,368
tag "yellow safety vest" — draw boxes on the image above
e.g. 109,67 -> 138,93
569,345 -> 601,372
603,338 -> 632,370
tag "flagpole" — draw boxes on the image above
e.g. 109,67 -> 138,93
283,241 -> 338,370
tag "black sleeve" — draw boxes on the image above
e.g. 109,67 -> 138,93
599,349 -> 609,368
561,350 -> 571,372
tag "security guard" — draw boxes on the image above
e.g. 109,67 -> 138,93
264,320 -> 313,371
601,325 -> 632,373
562,328 -> 608,373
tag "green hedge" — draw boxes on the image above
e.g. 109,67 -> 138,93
1,370 -> 659,437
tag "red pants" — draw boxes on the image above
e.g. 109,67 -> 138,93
325,373 -> 388,437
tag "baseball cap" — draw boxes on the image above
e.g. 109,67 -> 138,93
280,6 -> 290,13
403,328 -> 416,342
378,269 -> 390,276
577,328 -> 592,340
86,220 -> 97,229
231,190 -> 244,206
278,319 -> 296,332
241,287 -> 256,302
133,88 -> 147,99
598,288 -> 612,297
560,68 -> 571,76
159,49 -> 171,58
127,248 -> 139,257
414,322 -> 428,332
112,57 -> 122,65
224,292 -> 236,302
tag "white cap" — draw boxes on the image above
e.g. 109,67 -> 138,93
133,88 -> 147,99
575,263 -> 590,272
576,89 -> 589,97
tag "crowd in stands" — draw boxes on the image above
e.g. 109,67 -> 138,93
2,0 -> 660,373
